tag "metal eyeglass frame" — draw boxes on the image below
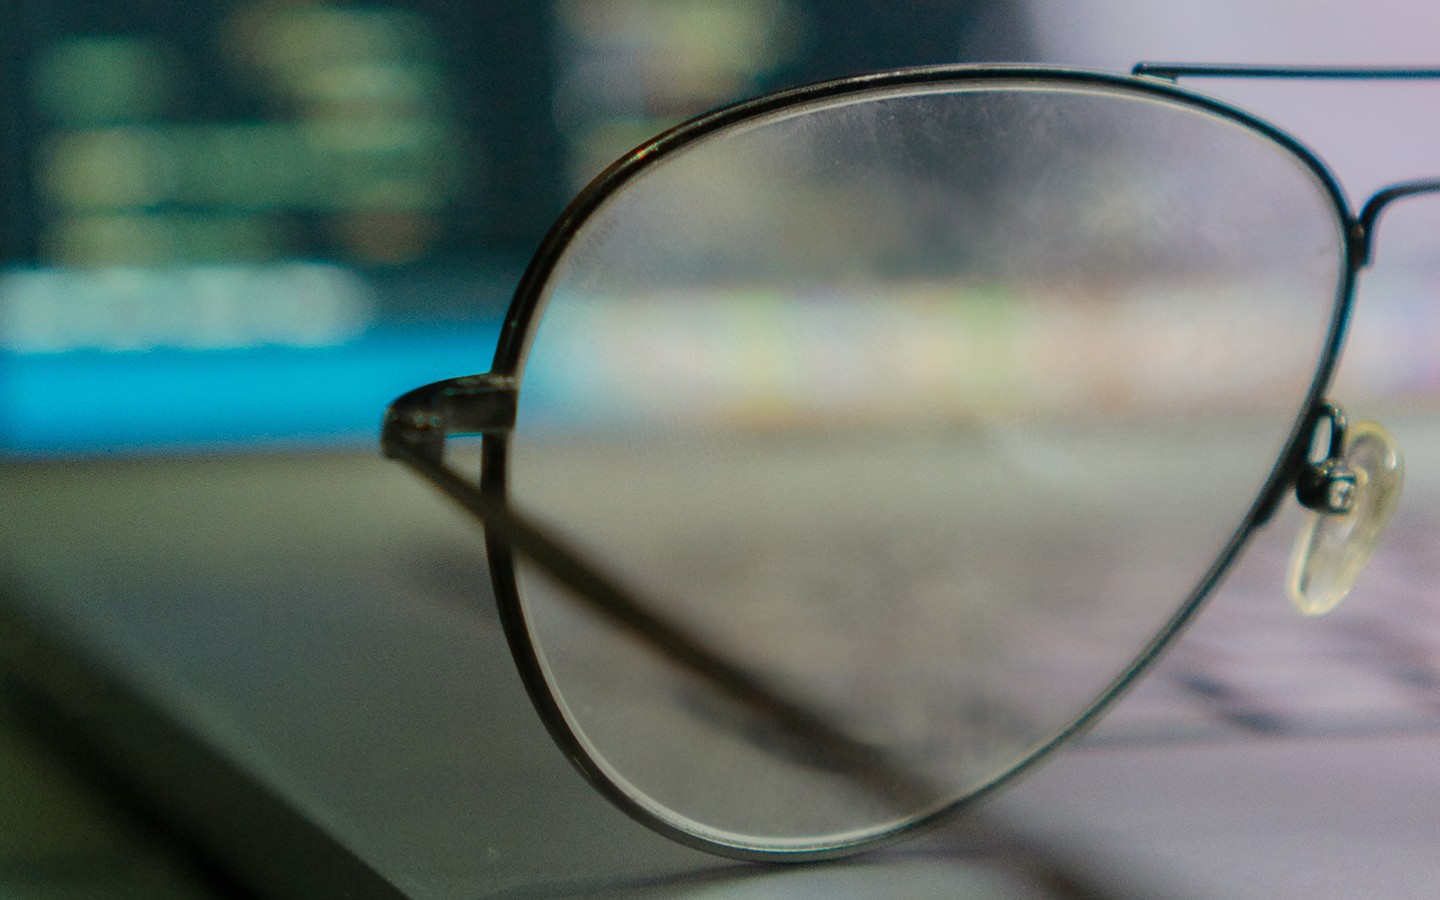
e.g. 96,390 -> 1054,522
381,62 -> 1440,861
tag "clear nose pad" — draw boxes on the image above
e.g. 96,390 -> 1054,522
1287,420 -> 1404,616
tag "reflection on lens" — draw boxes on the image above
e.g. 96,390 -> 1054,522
504,79 -> 1345,852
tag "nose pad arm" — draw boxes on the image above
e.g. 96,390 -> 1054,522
1287,419 -> 1404,615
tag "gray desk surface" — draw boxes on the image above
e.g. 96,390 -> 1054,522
0,453 -> 1082,899
2,436 -> 1439,899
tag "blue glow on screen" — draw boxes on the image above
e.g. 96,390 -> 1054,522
0,323 -> 501,455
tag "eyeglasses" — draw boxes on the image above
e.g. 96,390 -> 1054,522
381,62 -> 1432,860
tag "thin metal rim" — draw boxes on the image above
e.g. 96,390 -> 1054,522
479,63 -> 1359,861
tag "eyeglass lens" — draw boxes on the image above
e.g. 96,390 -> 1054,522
504,81 -> 1347,850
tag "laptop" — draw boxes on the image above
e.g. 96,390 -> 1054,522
4,2 -> 1439,898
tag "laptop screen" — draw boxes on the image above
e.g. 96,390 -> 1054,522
0,0 -> 1027,455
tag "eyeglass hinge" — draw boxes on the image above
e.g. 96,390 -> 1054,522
381,372 -> 518,461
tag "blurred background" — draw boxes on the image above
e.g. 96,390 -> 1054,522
4,1 -> 1440,456
4,2 -> 1440,899
5,0 -> 1440,454
0,0 -> 1031,454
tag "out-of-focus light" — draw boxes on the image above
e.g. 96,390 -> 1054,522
0,263 -> 374,353
552,0 -> 808,188
330,211 -> 442,265
41,128 -> 169,209
31,36 -> 175,124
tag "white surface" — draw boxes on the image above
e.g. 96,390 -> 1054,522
990,477 -> 1440,900
995,733 -> 1440,900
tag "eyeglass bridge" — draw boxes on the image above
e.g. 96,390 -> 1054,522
1133,62 -> 1440,269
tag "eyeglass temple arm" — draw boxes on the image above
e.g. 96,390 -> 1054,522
1134,63 -> 1440,81
381,375 -> 936,807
